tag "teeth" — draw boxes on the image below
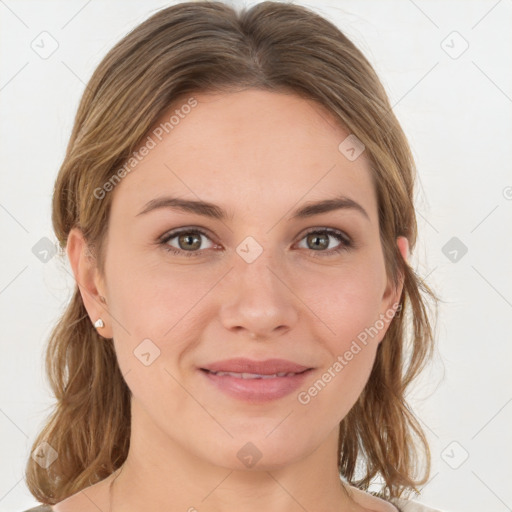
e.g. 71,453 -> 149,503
210,370 -> 296,379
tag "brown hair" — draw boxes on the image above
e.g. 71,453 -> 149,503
26,0 -> 439,505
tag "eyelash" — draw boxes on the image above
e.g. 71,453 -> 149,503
159,227 -> 353,259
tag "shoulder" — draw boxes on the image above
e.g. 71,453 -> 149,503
390,496 -> 448,512
345,482 -> 449,512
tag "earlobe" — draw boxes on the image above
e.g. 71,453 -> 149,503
66,228 -> 113,338
396,236 -> 409,263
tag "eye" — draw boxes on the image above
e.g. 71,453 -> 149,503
296,228 -> 352,257
159,226 -> 352,259
160,228 -> 216,258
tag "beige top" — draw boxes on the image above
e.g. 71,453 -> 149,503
21,497 -> 446,512
22,479 -> 447,512
342,482 -> 446,512
391,497 -> 445,511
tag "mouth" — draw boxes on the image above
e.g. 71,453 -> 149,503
198,365 -> 314,403
200,368 -> 310,379
200,357 -> 312,375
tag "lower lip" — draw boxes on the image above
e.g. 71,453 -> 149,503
200,369 -> 313,403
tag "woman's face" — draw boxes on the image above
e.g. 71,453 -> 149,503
75,89 -> 406,471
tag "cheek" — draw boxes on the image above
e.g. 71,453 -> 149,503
298,306 -> 382,424
295,258 -> 385,404
297,257 -> 386,344
105,258 -> 216,400
105,246 -> 210,337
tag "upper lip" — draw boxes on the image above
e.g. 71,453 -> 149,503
201,358 -> 312,375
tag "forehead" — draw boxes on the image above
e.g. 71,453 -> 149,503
111,89 -> 377,223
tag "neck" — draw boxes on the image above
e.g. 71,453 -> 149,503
108,400 -> 359,512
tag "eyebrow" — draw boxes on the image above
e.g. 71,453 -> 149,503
136,194 -> 370,222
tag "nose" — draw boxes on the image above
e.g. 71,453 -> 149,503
218,250 -> 299,340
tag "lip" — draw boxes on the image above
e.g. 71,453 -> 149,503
199,358 -> 314,403
201,358 -> 311,375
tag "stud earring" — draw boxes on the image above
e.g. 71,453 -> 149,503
94,318 -> 105,329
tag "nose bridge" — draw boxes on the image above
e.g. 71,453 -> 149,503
218,237 -> 299,337
234,238 -> 287,302
238,248 -> 279,291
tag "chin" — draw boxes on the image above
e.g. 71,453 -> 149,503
202,436 -> 310,472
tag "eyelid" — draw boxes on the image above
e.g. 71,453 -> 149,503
158,225 -> 214,243
298,226 -> 352,244
159,225 -> 352,243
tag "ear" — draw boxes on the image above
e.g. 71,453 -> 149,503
66,228 -> 113,339
378,236 -> 409,338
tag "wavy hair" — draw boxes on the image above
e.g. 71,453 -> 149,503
25,0 -> 439,505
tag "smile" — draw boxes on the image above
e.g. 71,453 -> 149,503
200,367 -> 313,402
205,370 -> 302,379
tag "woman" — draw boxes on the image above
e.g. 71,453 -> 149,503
23,1 -> 443,511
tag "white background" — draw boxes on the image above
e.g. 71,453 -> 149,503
1,1 -> 511,511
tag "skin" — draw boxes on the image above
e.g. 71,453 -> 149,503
59,89 -> 408,512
